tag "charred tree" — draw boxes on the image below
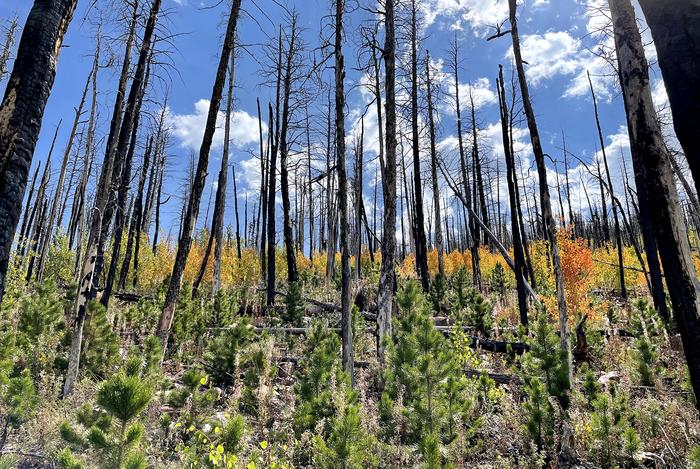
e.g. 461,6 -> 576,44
498,64 -> 528,328
409,0 -> 430,292
508,0 -> 571,378
157,0 -> 242,349
0,0 -> 78,304
610,0 -> 700,406
377,0 -> 397,362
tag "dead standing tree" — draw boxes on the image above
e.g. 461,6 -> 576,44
505,0 -> 571,377
610,0 -> 700,408
157,0 -> 243,349
377,0 -> 397,362
0,0 -> 78,304
497,64 -> 528,329
64,0 -> 161,397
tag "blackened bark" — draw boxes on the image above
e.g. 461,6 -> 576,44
157,0 -> 242,348
638,0 -> 700,198
335,0 -> 353,382
0,0 -> 77,304
409,0 -> 430,291
498,65 -> 528,329
509,0 -> 571,379
377,0 -> 397,362
280,17 -> 298,285
610,0 -> 700,406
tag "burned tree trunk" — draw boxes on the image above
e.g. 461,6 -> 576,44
588,71 -> 626,300
638,0 -> 700,198
409,0 -> 430,292
498,65 -> 528,329
157,0 -> 242,349
36,46 -> 95,281
377,0 -> 397,362
610,0 -> 700,407
450,37 -> 482,288
335,0 -> 353,382
0,0 -> 77,304
508,0 -> 571,378
192,54 -> 235,299
279,16 -> 299,285
425,52 -> 444,278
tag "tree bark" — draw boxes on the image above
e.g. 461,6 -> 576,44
637,0 -> 700,197
508,0 -> 571,379
610,0 -> 700,407
377,0 -> 397,362
157,0 -> 242,348
0,0 -> 77,304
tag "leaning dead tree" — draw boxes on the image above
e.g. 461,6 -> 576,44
158,0 -> 243,349
64,0 -> 161,397
192,53 -> 235,299
610,0 -> 700,409
507,0 -> 571,376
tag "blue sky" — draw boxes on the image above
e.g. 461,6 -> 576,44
0,0 -> 675,242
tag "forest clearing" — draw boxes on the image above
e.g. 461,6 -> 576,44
0,0 -> 699,467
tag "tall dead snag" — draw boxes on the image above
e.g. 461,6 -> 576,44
409,0 -> 430,291
192,54 -> 235,299
610,0 -> 700,407
425,52 -> 444,278
637,0 -> 700,197
35,40 -> 97,282
157,0 -> 242,348
498,65 -> 528,329
471,90 -> 490,256
378,0 -> 397,362
0,0 -> 77,304
232,165 -> 242,260
119,136 -> 153,290
279,16 -> 300,285
508,0 -> 571,376
334,0 -> 353,382
258,97 -> 268,277
354,117 -> 364,282
63,0 -> 158,398
588,71 -> 626,300
449,36 -> 482,287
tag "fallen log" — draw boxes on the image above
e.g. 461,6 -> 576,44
434,326 -> 530,354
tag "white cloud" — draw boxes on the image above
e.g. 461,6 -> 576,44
168,99 -> 267,152
420,0 -> 509,36
506,31 -> 583,85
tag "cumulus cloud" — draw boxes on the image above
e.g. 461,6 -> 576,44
507,31 -> 583,85
168,99 -> 267,152
420,0 -> 509,35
